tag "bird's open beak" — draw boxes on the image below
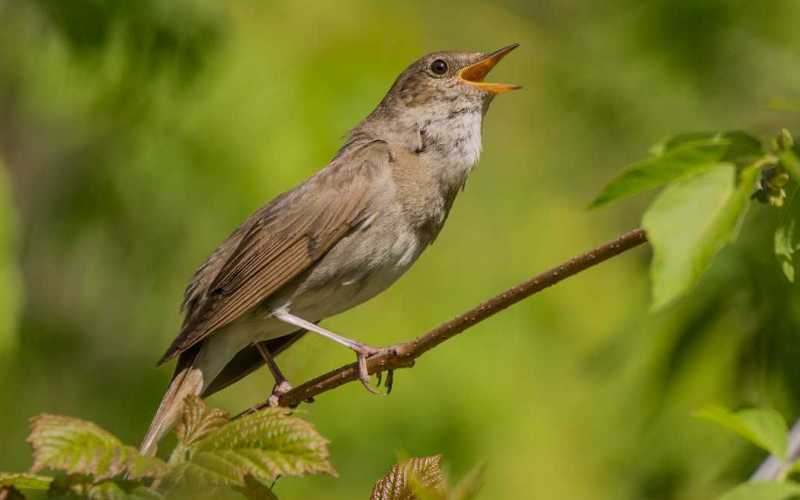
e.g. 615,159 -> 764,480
458,43 -> 521,95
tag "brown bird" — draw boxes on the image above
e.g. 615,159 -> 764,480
140,44 -> 520,455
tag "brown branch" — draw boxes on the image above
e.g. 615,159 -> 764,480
256,227 -> 648,410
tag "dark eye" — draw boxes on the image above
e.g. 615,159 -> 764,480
429,59 -> 448,76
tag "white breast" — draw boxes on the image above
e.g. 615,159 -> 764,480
423,109 -> 484,188
456,111 -> 484,171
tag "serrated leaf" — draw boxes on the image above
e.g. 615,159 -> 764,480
170,396 -> 231,465
643,163 -> 758,309
718,481 -> 800,500
371,455 -> 445,500
163,408 -> 334,490
0,473 -> 53,491
28,415 -> 167,481
175,396 -> 230,446
592,132 -> 762,207
775,220 -> 798,282
695,406 -> 789,459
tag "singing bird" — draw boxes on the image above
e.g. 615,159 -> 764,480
141,44 -> 520,455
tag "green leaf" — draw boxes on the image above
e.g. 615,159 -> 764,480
592,132 -> 762,207
775,220 -> 798,283
163,408 -> 334,490
695,406 -> 789,459
651,131 -> 763,160
643,163 -> 759,309
0,473 -> 53,491
175,396 -> 230,447
371,455 -> 445,500
28,415 -> 167,481
169,396 -> 230,465
718,481 -> 800,500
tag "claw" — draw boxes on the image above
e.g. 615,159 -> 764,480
267,380 -> 293,407
356,351 -> 381,394
385,369 -> 394,394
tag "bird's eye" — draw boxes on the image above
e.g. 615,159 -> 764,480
429,59 -> 448,76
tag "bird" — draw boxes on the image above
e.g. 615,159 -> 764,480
140,44 -> 520,455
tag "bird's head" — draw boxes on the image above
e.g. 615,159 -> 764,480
389,43 -> 520,109
369,44 -> 520,122
359,44 -> 520,163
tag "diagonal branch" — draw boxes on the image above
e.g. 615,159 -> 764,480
250,228 -> 648,411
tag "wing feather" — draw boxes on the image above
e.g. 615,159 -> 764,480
158,139 -> 389,364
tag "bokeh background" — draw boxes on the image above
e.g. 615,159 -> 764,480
2,1 -> 800,498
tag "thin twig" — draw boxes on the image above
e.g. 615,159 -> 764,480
244,228 -> 648,411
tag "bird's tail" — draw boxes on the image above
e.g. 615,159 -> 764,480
139,350 -> 205,457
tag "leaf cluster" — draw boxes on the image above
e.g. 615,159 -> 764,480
370,455 -> 483,500
593,129 -> 800,309
1,397 -> 334,500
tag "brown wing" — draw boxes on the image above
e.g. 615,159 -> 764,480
157,139 -> 390,365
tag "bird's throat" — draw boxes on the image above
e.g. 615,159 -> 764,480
416,108 -> 484,191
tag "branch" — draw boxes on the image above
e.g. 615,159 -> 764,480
255,228 -> 648,410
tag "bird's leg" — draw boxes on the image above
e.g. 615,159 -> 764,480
253,342 -> 292,407
271,309 -> 386,394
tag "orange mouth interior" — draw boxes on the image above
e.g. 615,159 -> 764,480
458,43 -> 521,94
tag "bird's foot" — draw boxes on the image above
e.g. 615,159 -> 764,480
354,346 -> 396,395
267,380 -> 293,407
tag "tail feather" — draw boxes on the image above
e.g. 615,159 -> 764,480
141,329 -> 306,456
140,350 -> 205,456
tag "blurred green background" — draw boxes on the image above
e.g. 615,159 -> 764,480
2,1 -> 800,498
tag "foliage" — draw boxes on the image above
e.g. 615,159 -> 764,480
695,406 -> 789,461
1,399 -> 334,499
370,455 -> 483,500
595,129 -> 799,309
695,405 -> 800,499
162,404 -> 335,492
4,402 -> 480,500
28,415 -> 166,481
590,132 -> 762,208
